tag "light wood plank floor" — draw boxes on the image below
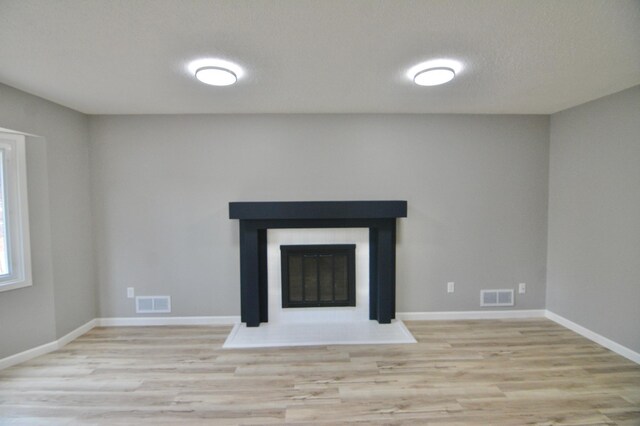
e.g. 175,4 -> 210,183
0,319 -> 639,425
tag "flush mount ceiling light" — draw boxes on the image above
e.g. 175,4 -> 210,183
413,67 -> 456,86
407,59 -> 463,87
195,66 -> 237,86
188,58 -> 243,86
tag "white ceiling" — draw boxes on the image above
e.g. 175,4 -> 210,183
1,0 -> 639,115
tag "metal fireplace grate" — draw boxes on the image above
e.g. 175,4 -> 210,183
280,244 -> 356,308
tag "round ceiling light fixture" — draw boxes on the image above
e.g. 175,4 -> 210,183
413,67 -> 456,86
195,66 -> 237,86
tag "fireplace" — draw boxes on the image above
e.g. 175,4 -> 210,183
229,201 -> 407,327
280,244 -> 356,308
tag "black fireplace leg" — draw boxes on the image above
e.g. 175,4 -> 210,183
369,220 -> 397,324
240,223 -> 262,327
369,228 -> 379,320
376,222 -> 395,324
257,229 -> 268,323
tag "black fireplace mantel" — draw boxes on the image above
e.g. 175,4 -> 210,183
229,201 -> 407,327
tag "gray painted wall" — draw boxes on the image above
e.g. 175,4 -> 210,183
547,85 -> 640,353
90,114 -> 549,317
0,83 -> 96,358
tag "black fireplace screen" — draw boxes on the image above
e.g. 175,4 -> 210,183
280,244 -> 356,308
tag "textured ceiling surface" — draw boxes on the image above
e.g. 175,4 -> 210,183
0,0 -> 639,114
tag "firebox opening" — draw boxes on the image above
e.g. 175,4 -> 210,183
280,244 -> 356,308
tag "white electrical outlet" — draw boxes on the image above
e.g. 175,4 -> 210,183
518,283 -> 526,294
447,282 -> 455,293
127,287 -> 135,298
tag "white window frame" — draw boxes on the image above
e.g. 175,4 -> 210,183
0,132 -> 32,292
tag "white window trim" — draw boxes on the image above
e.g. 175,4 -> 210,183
0,132 -> 32,292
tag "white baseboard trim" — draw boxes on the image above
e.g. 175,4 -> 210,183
96,316 -> 240,327
0,318 -> 97,370
0,341 -> 58,371
57,319 -> 97,347
545,310 -> 640,365
397,309 -> 546,321
100,312 -> 544,326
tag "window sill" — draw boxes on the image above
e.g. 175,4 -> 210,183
0,279 -> 32,293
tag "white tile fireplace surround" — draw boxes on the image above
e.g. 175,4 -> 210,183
224,228 -> 416,348
268,228 -> 369,324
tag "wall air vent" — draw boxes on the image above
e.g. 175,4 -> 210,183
480,289 -> 514,307
135,296 -> 171,313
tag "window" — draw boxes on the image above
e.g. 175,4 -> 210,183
0,132 -> 32,292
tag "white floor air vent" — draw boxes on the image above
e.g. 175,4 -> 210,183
136,296 -> 171,313
481,289 -> 514,307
